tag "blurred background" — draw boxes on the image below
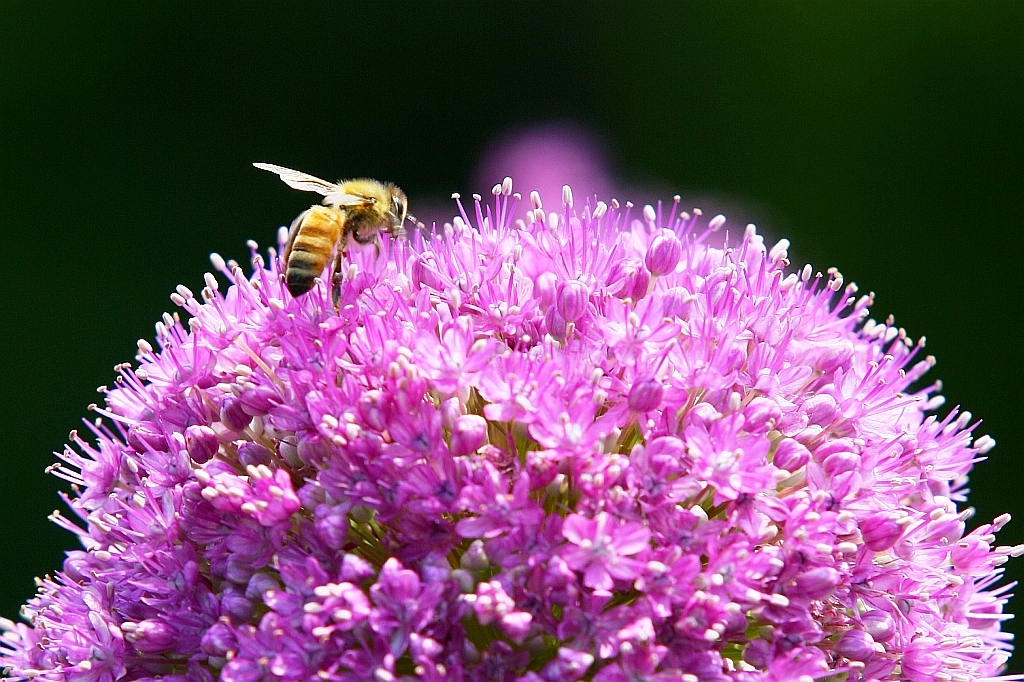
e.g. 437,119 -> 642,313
1,1 -> 1022,671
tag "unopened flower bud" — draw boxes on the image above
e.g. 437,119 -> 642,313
219,397 -> 250,432
628,376 -> 664,412
803,394 -> 839,425
836,629 -> 875,661
556,280 -> 589,322
687,401 -> 721,429
220,587 -> 254,621
357,391 -> 387,431
545,305 -> 569,342
817,340 -> 855,373
315,503 -> 349,550
607,258 -> 651,301
534,271 -> 558,309
744,397 -> 781,431
238,384 -> 280,416
184,424 -> 219,464
460,539 -> 490,571
951,536 -> 990,573
773,438 -> 810,471
420,554 -> 454,583
450,414 -> 487,456
245,573 -> 280,601
440,397 -> 463,431
645,230 -> 683,276
133,619 -> 176,653
861,512 -> 904,551
815,439 -> 857,460
661,286 -> 691,318
823,450 -> 860,477
127,423 -> 168,453
792,566 -> 840,599
223,558 -> 255,585
861,610 -> 896,642
451,569 -> 476,593
411,254 -> 441,290
902,638 -> 942,682
742,639 -> 770,668
296,434 -> 331,466
237,441 -> 273,467
201,621 -> 237,656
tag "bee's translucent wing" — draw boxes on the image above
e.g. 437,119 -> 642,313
322,192 -> 373,208
253,162 -> 340,195
254,162 -> 374,208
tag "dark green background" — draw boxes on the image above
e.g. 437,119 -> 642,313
2,1 -> 1022,672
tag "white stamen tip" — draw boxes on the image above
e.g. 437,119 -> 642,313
562,185 -> 573,208
501,177 -> 513,195
708,214 -> 726,232
974,435 -> 996,454
768,239 -> 790,262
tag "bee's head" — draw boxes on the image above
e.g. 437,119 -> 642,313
388,188 -> 410,230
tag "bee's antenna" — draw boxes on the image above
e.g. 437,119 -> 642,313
406,213 -> 418,224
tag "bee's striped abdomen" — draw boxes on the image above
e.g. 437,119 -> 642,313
284,206 -> 345,296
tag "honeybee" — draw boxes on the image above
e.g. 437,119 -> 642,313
254,162 -> 412,297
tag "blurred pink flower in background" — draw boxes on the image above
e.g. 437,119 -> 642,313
469,122 -> 771,244
475,123 -> 613,218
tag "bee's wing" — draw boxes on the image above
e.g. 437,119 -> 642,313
323,191 -> 374,208
254,163 -> 374,208
253,162 -> 342,195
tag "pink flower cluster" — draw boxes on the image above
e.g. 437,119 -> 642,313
2,181 -> 1019,681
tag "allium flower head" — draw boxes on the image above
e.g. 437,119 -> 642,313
2,180 -> 1020,682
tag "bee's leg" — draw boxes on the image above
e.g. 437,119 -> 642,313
351,230 -> 383,259
331,249 -> 343,310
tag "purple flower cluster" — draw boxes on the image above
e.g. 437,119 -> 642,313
2,181 -> 1020,681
